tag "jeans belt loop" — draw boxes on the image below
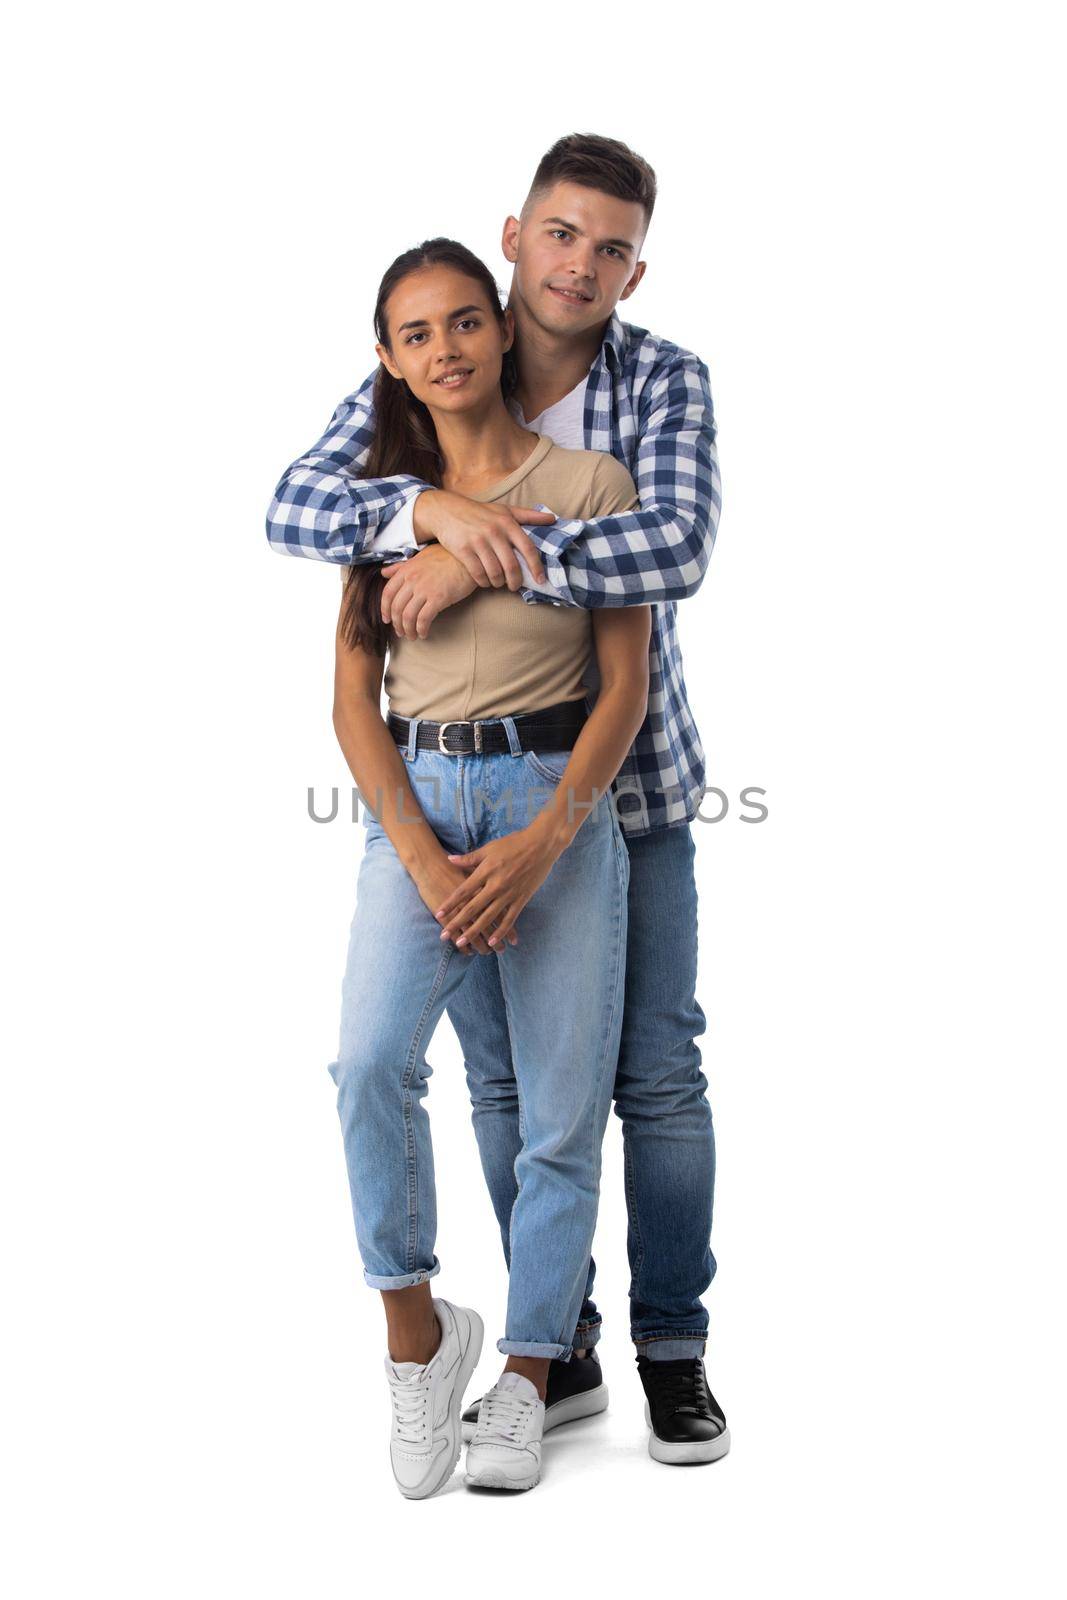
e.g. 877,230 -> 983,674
500,714 -> 523,757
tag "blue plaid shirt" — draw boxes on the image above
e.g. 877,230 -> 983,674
266,312 -> 721,835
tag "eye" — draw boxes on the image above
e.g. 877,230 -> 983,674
405,331 -> 428,345
550,229 -> 571,242
455,317 -> 481,331
601,246 -> 622,259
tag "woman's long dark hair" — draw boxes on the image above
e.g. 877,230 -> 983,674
340,239 -> 517,655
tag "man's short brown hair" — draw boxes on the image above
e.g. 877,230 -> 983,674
526,133 -> 657,226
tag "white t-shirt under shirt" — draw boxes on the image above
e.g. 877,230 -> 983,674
514,375 -> 586,448
364,377 -> 589,596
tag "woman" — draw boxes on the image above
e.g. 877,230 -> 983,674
328,238 -> 650,1497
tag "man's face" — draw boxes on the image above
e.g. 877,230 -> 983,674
502,181 -> 648,339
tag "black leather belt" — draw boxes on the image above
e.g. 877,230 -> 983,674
387,699 -> 588,756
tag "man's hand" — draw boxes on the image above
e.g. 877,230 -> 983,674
413,489 -> 555,590
380,545 -> 477,639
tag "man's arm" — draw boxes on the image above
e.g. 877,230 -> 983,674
522,353 -> 721,608
265,371 -> 427,563
265,372 -> 555,583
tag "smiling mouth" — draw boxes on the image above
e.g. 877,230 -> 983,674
549,285 -> 593,304
433,369 -> 474,387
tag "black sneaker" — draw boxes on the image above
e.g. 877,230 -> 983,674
461,1350 -> 608,1442
637,1355 -> 731,1464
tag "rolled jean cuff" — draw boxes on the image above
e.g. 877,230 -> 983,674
497,1338 -> 572,1360
363,1259 -> 441,1291
572,1318 -> 602,1352
633,1334 -> 707,1361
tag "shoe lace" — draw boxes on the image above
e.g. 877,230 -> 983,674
390,1375 -> 431,1445
474,1387 -> 534,1446
645,1359 -> 713,1418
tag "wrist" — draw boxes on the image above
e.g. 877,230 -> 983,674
526,806 -> 573,860
411,489 -> 441,545
392,822 -> 445,874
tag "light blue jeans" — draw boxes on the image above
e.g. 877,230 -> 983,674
328,715 -> 630,1360
450,822 -> 716,1361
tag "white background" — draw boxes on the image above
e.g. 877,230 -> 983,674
3,2 -> 1065,1595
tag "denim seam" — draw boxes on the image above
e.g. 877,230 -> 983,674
496,1339 -> 571,1360
525,749 -> 569,786
400,942 -> 458,1274
624,1134 -> 645,1297
632,1330 -> 709,1343
616,812 -> 646,1312
569,809 -> 628,1352
497,973 -> 525,1273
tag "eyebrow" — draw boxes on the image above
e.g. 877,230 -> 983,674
395,304 -> 484,333
542,216 -> 635,253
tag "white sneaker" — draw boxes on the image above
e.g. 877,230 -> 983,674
385,1299 -> 484,1500
463,1372 -> 545,1492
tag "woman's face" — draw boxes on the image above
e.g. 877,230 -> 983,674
377,266 -> 512,414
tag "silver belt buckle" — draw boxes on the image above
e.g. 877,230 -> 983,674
437,720 -> 465,754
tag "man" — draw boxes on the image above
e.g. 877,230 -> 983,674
267,133 -> 729,1466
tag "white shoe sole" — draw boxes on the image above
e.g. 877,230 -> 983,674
461,1383 -> 608,1444
464,1466 -> 540,1492
395,1305 -> 484,1500
644,1400 -> 731,1465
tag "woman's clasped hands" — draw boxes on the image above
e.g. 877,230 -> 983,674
433,821 -> 563,954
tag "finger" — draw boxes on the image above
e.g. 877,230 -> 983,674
504,504 -> 557,525
459,897 -> 514,946
488,900 -> 528,949
438,892 -> 481,935
380,577 -> 412,626
414,596 -> 440,639
449,885 -> 501,943
443,877 -> 495,926
487,535 -> 525,591
455,550 -> 493,587
439,892 -> 492,941
379,581 -> 400,625
509,528 -> 547,585
435,861 -> 484,915
436,874 -> 489,929
441,916 -> 492,955
398,592 -> 428,640
473,538 -> 507,589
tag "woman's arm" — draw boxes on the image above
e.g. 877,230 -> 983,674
332,603 -> 507,954
434,603 -> 652,950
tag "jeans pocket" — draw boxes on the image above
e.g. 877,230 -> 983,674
525,748 -> 571,786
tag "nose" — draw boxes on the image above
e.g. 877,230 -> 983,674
563,242 -> 597,282
434,328 -> 462,364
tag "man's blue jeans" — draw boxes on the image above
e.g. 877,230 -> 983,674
448,819 -> 716,1361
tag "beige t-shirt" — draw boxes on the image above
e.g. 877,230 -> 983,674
362,434 -> 638,721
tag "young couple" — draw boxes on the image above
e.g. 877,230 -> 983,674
267,134 -> 728,1497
